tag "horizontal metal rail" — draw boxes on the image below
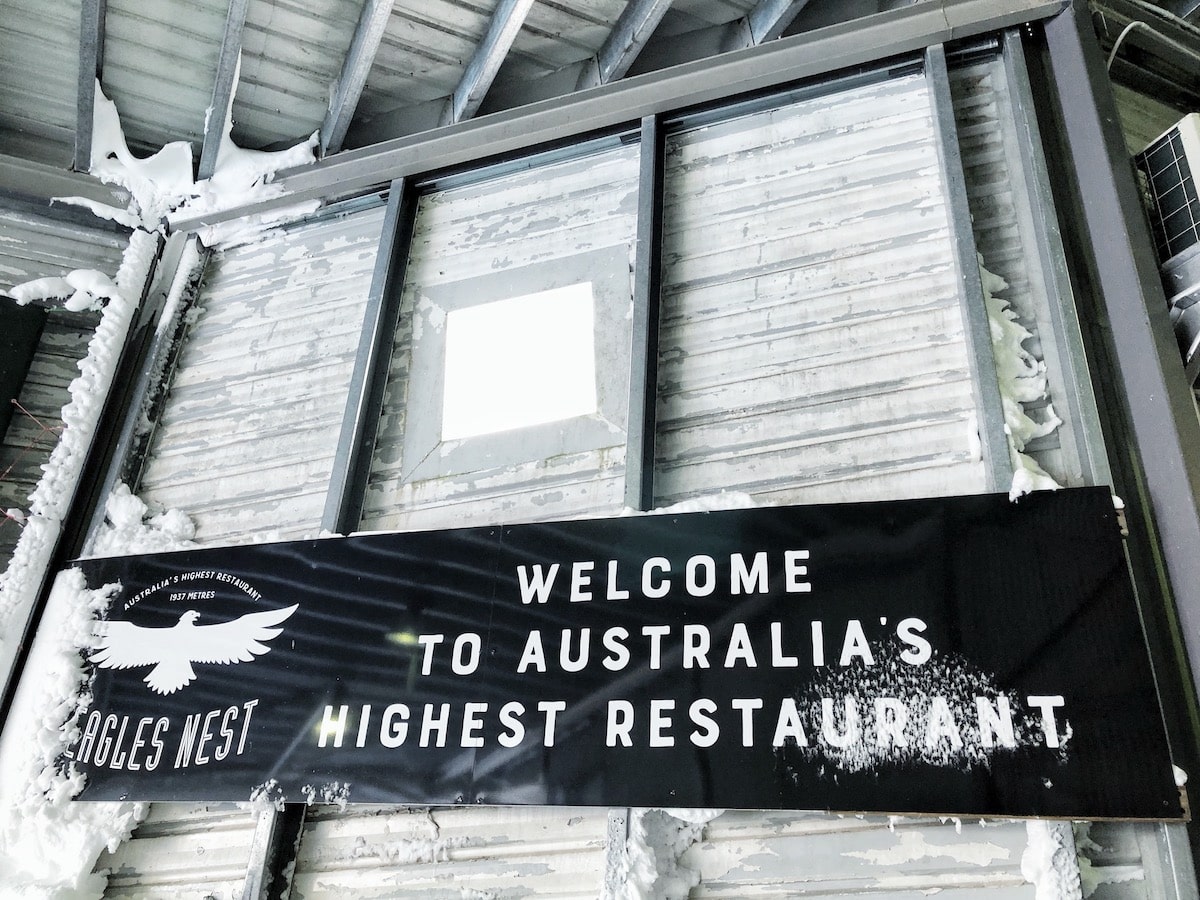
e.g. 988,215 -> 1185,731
168,0 -> 1068,234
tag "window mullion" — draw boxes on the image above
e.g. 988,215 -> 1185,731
323,177 -> 416,534
1000,29 -> 1112,487
927,43 -> 1014,493
80,230 -> 200,554
625,114 -> 666,512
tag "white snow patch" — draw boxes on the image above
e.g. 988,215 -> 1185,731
606,808 -> 718,900
86,483 -> 196,559
8,276 -> 73,304
89,82 -> 195,226
0,484 -> 194,896
299,781 -> 351,812
979,260 -> 1063,501
76,76 -> 316,243
247,779 -> 287,814
623,492 -> 758,517
1021,821 -> 1083,900
0,569 -> 146,899
0,230 -> 158,681
51,196 -> 142,230
8,270 -> 121,313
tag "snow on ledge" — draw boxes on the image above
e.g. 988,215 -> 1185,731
0,230 -> 159,677
53,77 -> 318,247
0,570 -> 146,898
0,486 -> 198,897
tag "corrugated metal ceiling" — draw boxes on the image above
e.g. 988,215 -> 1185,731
0,0 -> 864,193
1,0 -> 1197,221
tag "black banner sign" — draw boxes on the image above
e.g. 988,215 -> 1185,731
68,488 -> 1183,819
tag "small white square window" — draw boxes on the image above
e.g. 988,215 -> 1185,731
440,282 -> 598,440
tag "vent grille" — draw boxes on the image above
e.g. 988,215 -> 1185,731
1138,114 -> 1200,261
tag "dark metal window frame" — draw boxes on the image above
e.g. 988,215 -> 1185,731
321,49 -> 1030,528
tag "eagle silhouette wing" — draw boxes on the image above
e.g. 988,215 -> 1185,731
90,621 -> 165,669
90,604 -> 298,694
188,604 -> 299,665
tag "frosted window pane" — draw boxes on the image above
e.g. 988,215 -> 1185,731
441,282 -> 598,440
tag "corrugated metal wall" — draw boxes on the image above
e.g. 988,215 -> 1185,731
689,813 -> 1033,897
654,72 -> 987,506
0,210 -> 129,288
102,0 -> 225,152
0,0 -> 80,164
235,0 -> 361,149
360,143 -> 639,533
136,204 -> 385,544
291,805 -> 609,897
96,803 -> 257,899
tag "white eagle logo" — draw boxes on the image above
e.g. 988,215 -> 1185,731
90,604 -> 299,695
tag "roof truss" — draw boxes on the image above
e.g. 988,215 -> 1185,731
578,0 -> 675,89
74,0 -> 106,173
322,0 -> 397,157
198,0 -> 251,180
742,0 -> 813,47
442,0 -> 536,125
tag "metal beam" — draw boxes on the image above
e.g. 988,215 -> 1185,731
746,0 -> 812,44
80,233 -> 207,554
999,29 -> 1111,488
442,0 -> 535,125
240,803 -> 306,900
926,43 -> 1012,492
321,0 -> 396,157
170,0 -> 1068,234
0,152 -> 128,209
198,0 -> 251,181
322,178 -> 415,534
578,0 -> 674,90
0,195 -> 131,235
624,115 -> 665,511
74,0 -> 106,173
1043,0 -> 1200,752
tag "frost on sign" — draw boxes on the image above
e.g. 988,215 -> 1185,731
440,282 -> 598,440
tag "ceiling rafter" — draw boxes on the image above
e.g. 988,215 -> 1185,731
442,0 -> 536,125
74,0 -> 106,174
577,0 -> 675,90
198,0 -> 252,180
743,0 -> 812,46
322,0 -> 397,157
